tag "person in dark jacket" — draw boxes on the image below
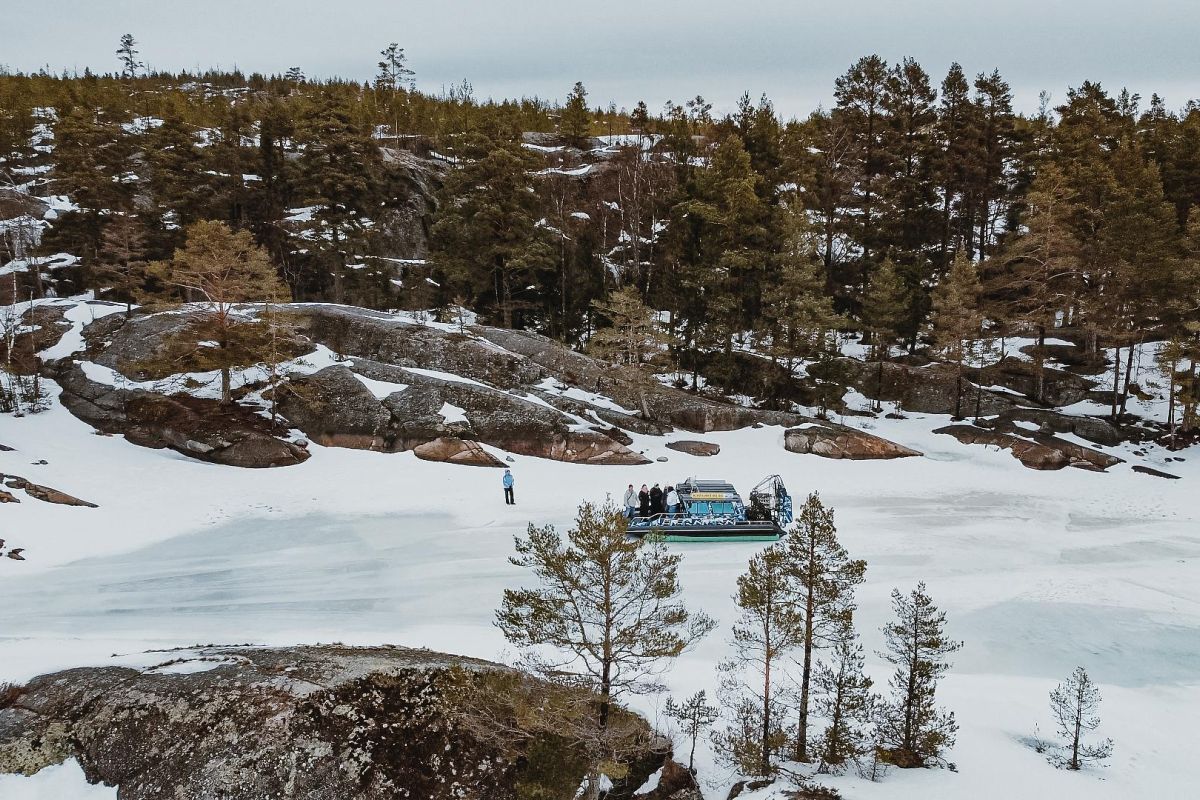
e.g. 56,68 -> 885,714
649,483 -> 663,515
638,484 -> 650,517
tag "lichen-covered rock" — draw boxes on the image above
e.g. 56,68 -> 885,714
784,424 -> 922,460
0,645 -> 663,800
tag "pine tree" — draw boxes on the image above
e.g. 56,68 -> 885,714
930,251 -> 983,418
561,81 -> 591,148
116,34 -> 142,80
375,43 -> 414,140
713,544 -> 804,776
147,220 -> 287,405
497,497 -> 714,746
588,286 -> 667,367
783,492 -> 867,763
861,259 -> 907,411
1048,667 -> 1113,770
664,690 -> 719,772
813,620 -> 875,772
876,583 -> 962,768
834,54 -> 891,280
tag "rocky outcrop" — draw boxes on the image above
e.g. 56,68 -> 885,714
468,325 -> 804,433
785,423 -> 922,460
809,356 -> 1099,416
0,474 -> 97,507
995,408 -> 1121,446
52,361 -> 309,469
0,644 -> 662,800
666,440 -> 721,457
278,362 -> 650,465
413,437 -> 506,467
935,424 -> 1123,471
1132,465 -> 1181,479
638,758 -> 704,800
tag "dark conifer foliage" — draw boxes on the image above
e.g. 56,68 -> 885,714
3,47 -> 1199,430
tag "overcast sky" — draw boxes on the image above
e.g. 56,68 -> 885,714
5,0 -> 1197,117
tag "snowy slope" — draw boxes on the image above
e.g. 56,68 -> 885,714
1,307 -> 1197,799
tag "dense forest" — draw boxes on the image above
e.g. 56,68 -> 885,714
3,39 -> 1200,429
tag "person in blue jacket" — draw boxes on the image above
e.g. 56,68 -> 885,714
502,469 -> 515,505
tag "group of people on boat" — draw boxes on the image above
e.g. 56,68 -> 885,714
623,483 -> 682,519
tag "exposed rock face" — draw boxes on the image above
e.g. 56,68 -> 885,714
0,645 -> 661,800
973,356 -> 1099,407
0,474 -> 97,507
995,408 -> 1121,447
934,424 -> 1123,471
277,362 -> 650,465
809,356 -> 1099,416
52,362 -> 309,469
784,424 -> 922,460
809,358 -> 1018,416
666,440 -> 721,457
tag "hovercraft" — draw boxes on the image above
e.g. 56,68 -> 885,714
627,475 -> 793,542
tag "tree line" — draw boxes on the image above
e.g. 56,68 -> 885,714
4,41 -> 1200,432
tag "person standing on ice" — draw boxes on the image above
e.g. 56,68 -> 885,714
650,484 -> 664,516
665,485 -> 680,516
638,484 -> 651,517
502,469 -> 515,505
623,484 -> 637,518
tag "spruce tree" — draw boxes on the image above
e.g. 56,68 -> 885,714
430,138 -> 555,327
295,98 -> 383,304
94,212 -> 149,316
876,583 -> 962,768
813,620 -> 875,773
561,81 -> 591,148
984,164 -> 1082,403
783,492 -> 867,763
757,203 -> 843,395
861,259 -> 907,411
713,544 -> 804,777
930,251 -> 983,418
881,57 -> 939,337
1048,667 -> 1113,770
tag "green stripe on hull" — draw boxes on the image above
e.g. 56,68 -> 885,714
655,534 -> 783,543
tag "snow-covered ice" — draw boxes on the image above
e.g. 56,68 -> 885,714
0,317 -> 1197,799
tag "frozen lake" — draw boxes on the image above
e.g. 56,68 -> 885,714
2,399 -> 1198,799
